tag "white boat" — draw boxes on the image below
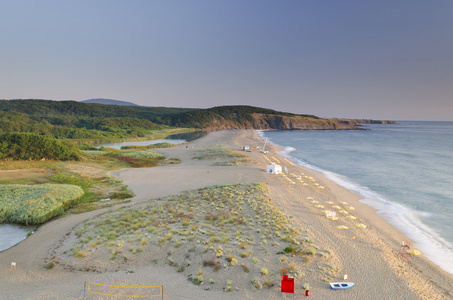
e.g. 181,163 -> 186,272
329,282 -> 354,290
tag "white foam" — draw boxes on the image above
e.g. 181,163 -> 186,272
316,165 -> 453,274
256,130 -> 264,138
258,132 -> 453,275
280,146 -> 296,156
307,161 -> 453,274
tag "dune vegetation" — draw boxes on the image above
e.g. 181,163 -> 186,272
50,183 -> 334,292
193,144 -> 252,166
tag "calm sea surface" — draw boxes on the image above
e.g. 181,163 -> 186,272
259,121 -> 453,275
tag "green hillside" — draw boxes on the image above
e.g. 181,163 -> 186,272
0,99 -> 364,139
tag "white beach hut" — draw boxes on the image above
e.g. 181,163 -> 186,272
266,164 -> 282,175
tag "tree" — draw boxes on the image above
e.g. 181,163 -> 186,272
0,133 -> 81,160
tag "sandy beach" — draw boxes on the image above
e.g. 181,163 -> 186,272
1,130 -> 452,299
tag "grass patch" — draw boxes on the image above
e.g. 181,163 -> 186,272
0,168 -> 54,185
121,142 -> 177,150
44,261 -> 56,270
0,184 -> 84,225
193,144 -> 251,166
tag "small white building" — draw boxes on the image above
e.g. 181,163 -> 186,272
266,164 -> 282,175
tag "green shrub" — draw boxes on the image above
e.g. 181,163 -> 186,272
0,132 -> 81,160
242,263 -> 250,273
284,246 -> 294,253
44,261 -> 56,270
192,275 -> 203,285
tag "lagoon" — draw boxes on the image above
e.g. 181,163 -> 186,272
0,224 -> 34,252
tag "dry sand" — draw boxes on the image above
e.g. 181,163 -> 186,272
1,130 -> 452,299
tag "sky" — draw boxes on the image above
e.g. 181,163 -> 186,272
1,1 -> 453,121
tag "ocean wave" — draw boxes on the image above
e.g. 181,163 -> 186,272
316,169 -> 453,274
255,130 -> 266,139
280,146 -> 296,156
298,155 -> 453,275
267,136 -> 453,275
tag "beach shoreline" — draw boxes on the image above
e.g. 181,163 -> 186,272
0,130 -> 452,299
258,130 -> 453,291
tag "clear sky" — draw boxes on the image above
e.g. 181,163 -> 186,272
1,1 -> 452,121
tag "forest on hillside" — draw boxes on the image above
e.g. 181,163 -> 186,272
0,99 -> 322,138
1,99 -> 374,160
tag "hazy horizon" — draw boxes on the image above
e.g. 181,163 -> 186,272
1,1 -> 452,121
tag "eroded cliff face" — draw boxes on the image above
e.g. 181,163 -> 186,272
262,115 -> 363,130
202,114 -> 373,131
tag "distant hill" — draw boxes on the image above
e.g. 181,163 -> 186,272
81,98 -> 139,106
0,99 -> 396,136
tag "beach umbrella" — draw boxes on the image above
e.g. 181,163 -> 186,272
306,197 -> 313,200
314,205 -> 324,208
328,216 -> 339,221
341,202 -> 348,205
325,201 -> 334,204
355,223 -> 367,228
339,210 -> 349,214
347,206 -> 355,210
332,205 -> 341,209
318,186 -> 325,189
346,216 -> 357,220
336,225 -> 349,229
310,200 -> 319,204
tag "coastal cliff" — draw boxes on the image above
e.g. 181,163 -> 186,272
201,113 -> 395,131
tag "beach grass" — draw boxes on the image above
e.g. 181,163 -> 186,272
0,184 -> 84,225
193,143 -> 251,165
52,183 -> 329,292
0,157 -> 136,224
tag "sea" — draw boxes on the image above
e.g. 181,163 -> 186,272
258,121 -> 453,275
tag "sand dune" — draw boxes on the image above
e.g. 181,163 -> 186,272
0,130 -> 452,299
